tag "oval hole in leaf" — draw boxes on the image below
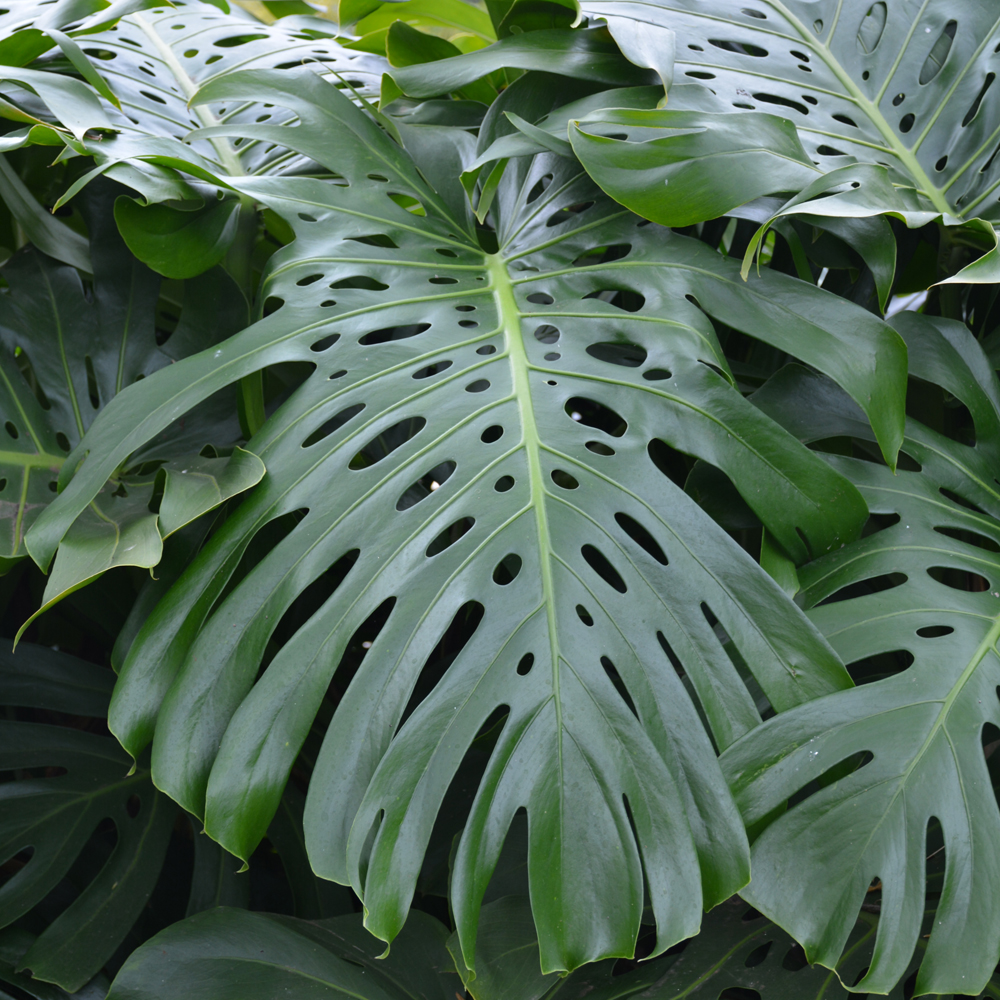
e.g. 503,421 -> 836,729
396,461 -> 456,510
466,379 -> 490,393
517,653 -> 534,675
414,360 -> 452,380
919,19 -> 957,84
601,656 -> 638,718
4,421 -> 17,439
349,417 -> 426,470
330,275 -> 390,291
583,288 -> 645,312
916,625 -> 954,638
576,604 -> 594,626
429,276 -> 458,284
744,942 -> 772,968
856,2 -> 886,53
565,397 -> 627,437
964,73 -> 996,126
527,292 -> 554,305
551,470 -> 579,490
614,513 -> 668,565
477,344 -> 496,355
752,92 -> 808,114
347,234 -> 399,248
586,441 -> 615,456
586,341 -> 647,367
426,516 -> 475,557
493,554 -> 522,585
572,244 -> 632,267
526,174 -> 552,203
311,334 -> 339,352
709,38 -> 768,57
643,368 -> 671,381
782,942 -> 809,971
481,425 -> 503,443
296,273 -> 323,286
360,323 -> 430,345
534,324 -> 560,344
934,525 -> 1000,552
495,476 -> 515,492
899,113 -> 915,133
581,544 -> 627,593
928,565 -> 990,591
546,201 -> 595,227
302,403 -> 365,448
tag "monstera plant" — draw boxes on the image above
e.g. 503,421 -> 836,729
2,0 -> 1000,997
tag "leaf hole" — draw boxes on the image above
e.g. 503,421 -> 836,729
139,89 -> 167,104
963,73 -> 995,126
856,2 -> 886,53
581,544 -> 627,593
752,92 -> 808,114
576,604 -> 594,626
586,441 -> 615,456
435,248 -> 459,258
899,113 -> 915,133
426,517 -> 475,557
544,352 -> 561,361
916,625 -> 954,638
493,554 -> 522,585
934,525 -> 1000,552
586,341 -> 647,368
84,355 -> 99,409
845,649 -> 914,685
466,379 -> 490,393
526,174 -> 553,204
349,417 -> 426,470
527,292 -> 554,305
572,244 -> 631,266
534,324 -> 559,344
329,369 -> 348,380
296,273 -> 324,286
429,276 -> 458,285
935,155 -> 948,171
601,656 -> 638,718
330,275 -> 389,290
833,113 -> 859,126
414,360 -> 452,379
459,320 -> 479,329
546,201 -> 595,227
928,565 -> 991,592
298,213 -> 318,223
477,344 -> 497,355
481,425 -> 503,443
346,234 -> 399,248
583,288 -> 645,312
643,368 -> 671,381
396,461 -> 456,510
359,323 -> 430,345
3,421 -> 17,439
551,470 -> 579,490
302,403 -> 365,448
709,38 -> 768,57
565,397 -> 627,437
614,513 -> 668,565
494,476 -> 515,492
517,653 -> 534,675
782,943 -> 809,971
919,19 -> 956,85
744,941 -> 772,968
310,334 -> 339,352
742,8 -> 766,18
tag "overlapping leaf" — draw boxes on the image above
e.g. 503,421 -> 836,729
16,66 -> 915,971
0,643 -> 176,992
722,313 -> 1000,995
579,0 -> 1000,224
0,182 -> 262,604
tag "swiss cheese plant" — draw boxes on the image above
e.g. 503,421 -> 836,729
2,0 -> 1000,997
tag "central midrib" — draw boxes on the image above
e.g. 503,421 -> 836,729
488,251 -> 564,760
131,12 -> 245,179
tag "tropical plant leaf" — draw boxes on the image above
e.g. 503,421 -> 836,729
721,313 -> 1000,995
104,906 -> 463,1000
582,0 -> 1000,223
17,67 -> 917,972
46,1 -> 387,214
0,182 -> 262,603
0,642 -> 177,992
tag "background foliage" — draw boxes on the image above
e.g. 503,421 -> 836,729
3,0 -> 1000,997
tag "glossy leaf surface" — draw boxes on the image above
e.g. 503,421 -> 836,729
17,67 -> 916,972
723,314 -> 1000,996
581,0 -> 1000,223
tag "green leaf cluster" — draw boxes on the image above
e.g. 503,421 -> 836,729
3,0 -> 1000,997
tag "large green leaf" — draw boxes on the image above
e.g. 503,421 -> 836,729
0,182 -> 262,607
20,68 -> 915,971
581,0 -> 1000,223
47,1 -> 388,211
105,907 -> 463,1000
721,314 -> 1000,996
0,643 -> 176,992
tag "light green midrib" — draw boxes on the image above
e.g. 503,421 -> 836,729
488,251 -> 564,761
778,2 -> 953,216
131,12 -> 245,179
